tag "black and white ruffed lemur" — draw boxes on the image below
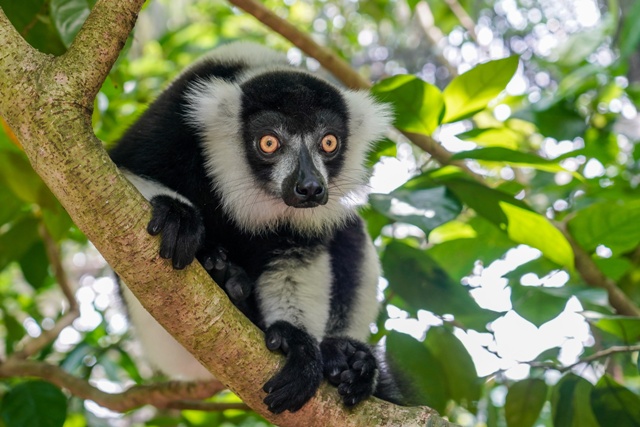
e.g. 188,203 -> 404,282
109,42 -> 405,414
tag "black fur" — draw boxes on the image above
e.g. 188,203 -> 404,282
263,321 -> 323,413
111,45 -> 401,413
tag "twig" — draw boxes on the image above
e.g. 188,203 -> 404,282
39,222 -> 78,312
443,0 -> 478,43
557,222 -> 640,316
528,344 -> 640,373
0,358 -> 226,412
13,222 -> 80,359
415,1 -> 458,77
228,0 -> 640,318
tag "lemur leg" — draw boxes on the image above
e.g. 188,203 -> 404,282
322,220 -> 382,406
256,250 -> 331,413
262,321 -> 323,413
320,337 -> 378,407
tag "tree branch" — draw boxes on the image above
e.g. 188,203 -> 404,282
227,0 -> 640,317
0,359 -> 226,412
528,345 -> 640,373
443,0 -> 478,43
0,3 -> 451,426
13,222 -> 79,359
415,1 -> 458,77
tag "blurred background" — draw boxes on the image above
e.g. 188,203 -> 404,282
0,0 -> 639,426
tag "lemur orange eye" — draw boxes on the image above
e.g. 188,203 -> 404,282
321,134 -> 338,153
259,135 -> 280,154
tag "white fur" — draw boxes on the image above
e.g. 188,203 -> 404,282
256,250 -> 332,340
122,171 -> 193,206
345,232 -> 382,341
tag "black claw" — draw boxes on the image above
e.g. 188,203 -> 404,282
202,256 -> 215,271
320,337 -> 379,408
262,322 -> 322,413
148,195 -> 204,270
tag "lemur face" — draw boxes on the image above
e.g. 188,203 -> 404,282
187,67 -> 391,233
240,71 -> 350,209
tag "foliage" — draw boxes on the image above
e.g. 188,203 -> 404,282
1,0 -> 640,426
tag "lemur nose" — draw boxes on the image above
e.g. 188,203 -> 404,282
295,180 -> 325,201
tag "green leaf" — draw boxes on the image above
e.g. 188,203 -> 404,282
424,327 -> 481,411
50,0 -> 96,47
0,381 -> 67,427
442,56 -> 519,123
553,15 -> 613,67
360,205 -> 392,240
588,315 -> 640,343
594,257 -> 633,281
428,217 -> 515,281
551,373 -> 599,427
591,375 -> 640,427
0,185 -> 25,226
3,312 -> 25,355
18,241 -> 52,290
500,202 -> 574,269
442,178 -> 574,269
366,137 -> 396,168
451,147 -> 577,176
568,200 -> 640,256
382,240 -> 499,329
519,102 -> 588,141
371,75 -> 444,135
0,151 -> 46,206
386,331 -> 448,411
0,215 -> 40,271
455,127 -> 522,149
510,284 -> 568,327
369,186 -> 462,235
504,378 -> 548,427
0,0 -> 66,55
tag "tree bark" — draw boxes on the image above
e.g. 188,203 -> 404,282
0,1 -> 451,426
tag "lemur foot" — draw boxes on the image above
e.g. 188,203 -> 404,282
321,337 -> 378,407
263,321 -> 323,413
147,195 -> 204,270
200,246 -> 253,302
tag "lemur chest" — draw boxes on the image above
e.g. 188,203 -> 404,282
255,248 -> 333,340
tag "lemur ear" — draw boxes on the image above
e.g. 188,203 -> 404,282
341,90 -> 393,149
184,77 -> 243,134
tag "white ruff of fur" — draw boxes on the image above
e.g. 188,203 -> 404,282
184,66 -> 392,236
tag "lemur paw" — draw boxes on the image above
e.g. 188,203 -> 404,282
147,195 -> 204,270
321,337 -> 378,407
263,321 -> 323,413
200,246 -> 253,302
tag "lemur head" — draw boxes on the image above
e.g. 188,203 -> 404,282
187,68 -> 391,235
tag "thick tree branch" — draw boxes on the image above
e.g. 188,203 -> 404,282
0,3 -> 451,426
0,359 -> 226,412
228,0 -> 640,317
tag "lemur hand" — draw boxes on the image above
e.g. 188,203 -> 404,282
147,195 -> 204,270
200,246 -> 253,303
263,321 -> 323,413
321,337 -> 378,407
